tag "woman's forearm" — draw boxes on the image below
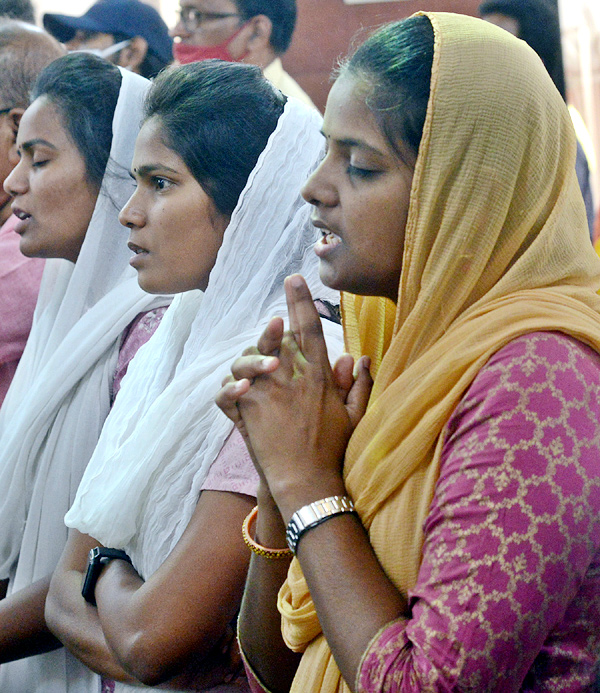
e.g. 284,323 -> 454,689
240,484 -> 408,693
96,559 -> 247,690
48,558 -> 241,690
91,490 -> 254,687
293,511 -> 408,691
238,494 -> 301,693
94,559 -> 172,686
45,556 -> 138,683
0,576 -> 62,663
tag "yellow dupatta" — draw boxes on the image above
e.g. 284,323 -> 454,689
277,12 -> 600,692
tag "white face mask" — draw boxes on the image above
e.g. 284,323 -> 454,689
70,38 -> 131,60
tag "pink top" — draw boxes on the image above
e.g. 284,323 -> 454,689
102,306 -> 256,693
247,331 -> 600,693
112,306 -> 168,401
205,428 -> 259,497
0,215 -> 44,405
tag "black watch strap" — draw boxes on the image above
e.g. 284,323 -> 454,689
81,547 -> 132,606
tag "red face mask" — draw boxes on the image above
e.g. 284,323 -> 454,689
173,24 -> 248,65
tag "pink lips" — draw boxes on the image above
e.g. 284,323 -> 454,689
11,206 -> 32,234
12,206 -> 31,221
128,240 -> 149,268
311,217 -> 342,258
314,231 -> 342,258
127,241 -> 148,255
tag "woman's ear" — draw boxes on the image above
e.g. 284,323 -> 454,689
118,36 -> 149,74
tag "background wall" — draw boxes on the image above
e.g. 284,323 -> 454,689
282,0 -> 480,111
559,0 -> 600,211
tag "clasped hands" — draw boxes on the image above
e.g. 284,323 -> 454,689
216,274 -> 372,523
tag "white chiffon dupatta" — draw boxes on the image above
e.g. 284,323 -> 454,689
66,98 -> 345,588
0,69 -> 169,693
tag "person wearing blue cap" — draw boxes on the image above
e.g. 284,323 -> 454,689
43,0 -> 173,79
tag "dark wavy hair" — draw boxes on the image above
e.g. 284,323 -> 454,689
144,60 -> 286,216
339,15 -> 434,161
32,52 -> 121,188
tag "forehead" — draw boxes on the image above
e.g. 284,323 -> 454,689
133,117 -> 186,167
17,97 -> 69,146
180,0 -> 240,12
323,76 -> 388,149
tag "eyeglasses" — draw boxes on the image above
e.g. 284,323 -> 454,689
177,8 -> 241,32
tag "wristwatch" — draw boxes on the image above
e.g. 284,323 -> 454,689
81,547 -> 132,606
286,495 -> 356,554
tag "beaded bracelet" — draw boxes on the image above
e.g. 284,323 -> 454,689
242,506 -> 293,560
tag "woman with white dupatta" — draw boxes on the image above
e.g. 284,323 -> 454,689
46,61 -> 344,691
0,53 -> 170,692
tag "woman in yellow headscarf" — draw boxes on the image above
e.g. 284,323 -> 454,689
217,11 -> 600,693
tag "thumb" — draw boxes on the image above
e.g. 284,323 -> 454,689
215,378 -> 250,426
346,356 -> 373,428
332,353 -> 355,399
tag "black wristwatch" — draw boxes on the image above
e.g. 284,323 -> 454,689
81,547 -> 132,606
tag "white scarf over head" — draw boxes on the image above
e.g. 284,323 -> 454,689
66,97 -> 344,580
0,68 -> 170,585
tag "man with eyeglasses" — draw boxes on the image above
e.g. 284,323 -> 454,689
0,19 -> 63,406
43,0 -> 173,80
172,0 -> 315,107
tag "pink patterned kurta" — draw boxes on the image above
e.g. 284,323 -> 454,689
246,331 -> 600,693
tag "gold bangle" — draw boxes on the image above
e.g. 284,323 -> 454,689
242,506 -> 292,560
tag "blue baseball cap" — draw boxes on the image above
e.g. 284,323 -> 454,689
43,0 -> 173,64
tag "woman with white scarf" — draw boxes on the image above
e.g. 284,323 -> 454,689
45,60 -> 343,691
0,53 -> 169,692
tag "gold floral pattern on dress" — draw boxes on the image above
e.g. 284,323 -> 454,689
359,333 -> 600,692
